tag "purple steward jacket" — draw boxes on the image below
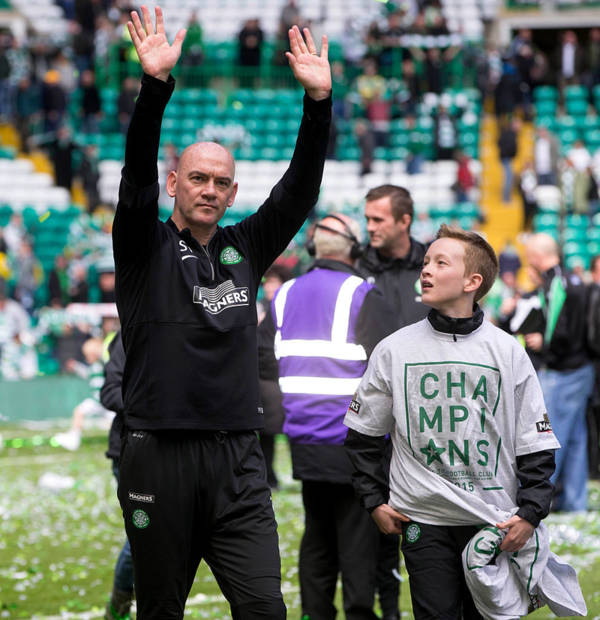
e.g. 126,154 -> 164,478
272,268 -> 373,446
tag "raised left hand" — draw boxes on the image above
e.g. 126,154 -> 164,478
496,515 -> 535,552
286,26 -> 331,101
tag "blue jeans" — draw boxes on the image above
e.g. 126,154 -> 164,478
112,462 -> 134,593
538,364 -> 595,511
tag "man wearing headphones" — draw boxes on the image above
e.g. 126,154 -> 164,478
258,213 -> 396,620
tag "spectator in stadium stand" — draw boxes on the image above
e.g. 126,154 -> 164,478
355,119 -> 376,176
117,76 -> 139,134
14,75 -> 42,153
79,68 -> 102,134
494,56 -> 520,121
433,104 -> 458,161
3,212 -> 26,257
587,255 -> 600,480
534,126 -> 559,186
12,238 -> 42,315
41,69 -> 67,132
180,10 -> 204,82
48,254 -> 71,307
0,276 -> 30,345
37,125 -> 79,191
584,27 -> 600,95
112,7 -> 331,617
259,213 -> 396,620
555,30 -> 584,92
68,262 -> 90,303
357,185 -> 428,619
518,160 -> 538,231
497,117 -> 519,204
238,18 -> 264,70
379,11 -> 406,69
79,144 -> 101,211
525,233 -> 594,512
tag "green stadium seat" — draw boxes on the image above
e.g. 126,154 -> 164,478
535,100 -> 557,117
534,86 -> 559,102
566,99 -> 588,117
565,213 -> 589,228
565,85 -> 588,101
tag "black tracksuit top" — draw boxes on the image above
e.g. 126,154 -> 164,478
113,73 -> 331,431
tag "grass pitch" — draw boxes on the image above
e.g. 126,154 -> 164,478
0,425 -> 599,618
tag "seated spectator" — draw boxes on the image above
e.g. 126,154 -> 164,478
424,0 -> 449,35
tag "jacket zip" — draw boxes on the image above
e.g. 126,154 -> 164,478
201,244 -> 215,281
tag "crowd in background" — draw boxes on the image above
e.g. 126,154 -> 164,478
0,3 -> 598,386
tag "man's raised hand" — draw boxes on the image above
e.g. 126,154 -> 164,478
128,5 -> 186,82
286,26 -> 331,101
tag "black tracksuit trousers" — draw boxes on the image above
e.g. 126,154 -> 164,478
299,480 -> 379,620
401,521 -> 484,620
118,429 -> 286,619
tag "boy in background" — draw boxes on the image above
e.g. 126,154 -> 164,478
53,336 -> 113,450
344,225 -> 560,619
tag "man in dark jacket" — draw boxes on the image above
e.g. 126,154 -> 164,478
99,331 -> 134,620
358,184 -> 428,333
259,213 -> 397,620
112,7 -> 331,618
525,233 -> 594,511
498,118 -> 519,203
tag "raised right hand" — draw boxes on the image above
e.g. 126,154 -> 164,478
128,5 -> 186,82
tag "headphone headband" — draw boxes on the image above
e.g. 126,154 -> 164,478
306,213 -> 364,260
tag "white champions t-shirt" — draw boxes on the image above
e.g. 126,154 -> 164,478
344,318 -> 561,526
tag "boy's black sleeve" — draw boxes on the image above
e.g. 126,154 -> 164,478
515,449 -> 556,527
344,428 -> 390,513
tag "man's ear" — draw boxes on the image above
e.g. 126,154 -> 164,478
227,181 -> 239,208
464,272 -> 483,295
166,170 -> 177,197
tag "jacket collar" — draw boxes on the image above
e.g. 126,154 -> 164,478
361,237 -> 427,273
308,258 -> 362,276
427,304 -> 484,336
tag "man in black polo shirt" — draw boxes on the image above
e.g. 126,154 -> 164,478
112,6 -> 331,618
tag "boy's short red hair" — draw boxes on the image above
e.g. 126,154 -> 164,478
436,225 -> 499,301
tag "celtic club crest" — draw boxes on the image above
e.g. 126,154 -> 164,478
132,509 -> 150,529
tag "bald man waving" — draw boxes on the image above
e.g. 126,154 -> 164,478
112,6 -> 331,618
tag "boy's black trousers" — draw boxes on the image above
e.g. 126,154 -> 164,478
401,521 -> 484,620
118,429 -> 286,619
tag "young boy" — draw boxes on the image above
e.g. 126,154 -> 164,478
344,225 -> 560,619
